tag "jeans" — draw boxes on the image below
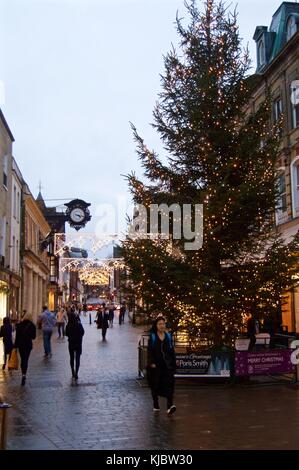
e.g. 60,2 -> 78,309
19,348 -> 32,375
57,323 -> 65,337
43,330 -> 53,355
69,348 -> 81,377
151,391 -> 173,409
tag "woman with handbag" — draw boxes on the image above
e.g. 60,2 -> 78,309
15,312 -> 36,386
0,317 -> 13,370
147,317 -> 177,415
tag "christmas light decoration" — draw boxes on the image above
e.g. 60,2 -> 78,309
122,0 -> 299,346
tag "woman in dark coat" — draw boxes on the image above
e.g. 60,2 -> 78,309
147,317 -> 177,415
96,304 -> 109,341
15,313 -> 37,386
0,317 -> 13,370
65,313 -> 85,381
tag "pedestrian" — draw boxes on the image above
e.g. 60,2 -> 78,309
108,304 -> 115,328
96,304 -> 109,341
82,303 -> 87,317
38,306 -> 56,358
147,317 -> 177,415
56,307 -> 68,339
0,317 -> 13,370
65,312 -> 85,381
119,302 -> 126,325
14,312 -> 36,386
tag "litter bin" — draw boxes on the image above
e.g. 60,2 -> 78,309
0,403 -> 12,450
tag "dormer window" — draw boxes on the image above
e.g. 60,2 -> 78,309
258,39 -> 265,67
287,16 -> 297,41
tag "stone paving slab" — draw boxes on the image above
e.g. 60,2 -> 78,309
1,314 -> 299,450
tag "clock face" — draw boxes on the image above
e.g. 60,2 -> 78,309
70,208 -> 85,223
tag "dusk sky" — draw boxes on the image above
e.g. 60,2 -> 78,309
0,0 -> 286,236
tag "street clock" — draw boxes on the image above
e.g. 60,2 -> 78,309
65,199 -> 91,231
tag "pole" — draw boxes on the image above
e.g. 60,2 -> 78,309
89,312 -> 92,325
0,403 -> 12,450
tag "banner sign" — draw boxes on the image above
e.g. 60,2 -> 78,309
175,352 -> 231,377
235,350 -> 295,376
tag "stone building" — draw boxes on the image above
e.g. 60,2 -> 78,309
250,1 -> 299,332
21,185 -> 51,322
9,157 -> 22,318
0,109 -> 14,322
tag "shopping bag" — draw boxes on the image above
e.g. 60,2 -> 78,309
8,349 -> 19,370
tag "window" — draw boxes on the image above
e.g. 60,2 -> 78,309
274,98 -> 283,122
16,240 -> 19,271
287,16 -> 297,41
17,191 -> 20,222
3,155 -> 8,188
291,82 -> 299,128
12,236 -> 15,270
276,170 -> 288,225
0,217 -> 6,257
291,157 -> 299,218
258,39 -> 265,67
13,186 -> 16,218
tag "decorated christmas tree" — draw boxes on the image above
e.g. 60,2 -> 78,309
122,0 -> 299,346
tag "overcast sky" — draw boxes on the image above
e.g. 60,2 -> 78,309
0,0 -> 285,236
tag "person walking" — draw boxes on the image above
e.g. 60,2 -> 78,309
38,306 -> 56,358
119,302 -> 126,325
65,312 -> 85,381
56,307 -> 68,339
15,312 -> 36,386
108,304 -> 115,328
0,317 -> 13,370
96,304 -> 109,341
82,303 -> 87,318
147,317 -> 177,415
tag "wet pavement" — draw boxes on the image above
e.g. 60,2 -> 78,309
1,313 -> 299,450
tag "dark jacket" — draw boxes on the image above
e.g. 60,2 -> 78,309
96,310 -> 109,329
0,323 -> 13,353
65,321 -> 85,353
15,320 -> 36,351
147,332 -> 176,371
147,332 -> 176,398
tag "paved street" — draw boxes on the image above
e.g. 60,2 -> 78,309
1,314 -> 299,450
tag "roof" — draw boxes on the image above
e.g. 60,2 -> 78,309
253,2 -> 299,72
0,108 -> 15,142
36,191 -> 47,212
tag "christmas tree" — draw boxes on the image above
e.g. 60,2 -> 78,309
122,0 -> 299,346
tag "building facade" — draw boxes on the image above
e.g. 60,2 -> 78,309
0,110 -> 14,323
21,186 -> 51,322
9,157 -> 22,318
250,2 -> 299,332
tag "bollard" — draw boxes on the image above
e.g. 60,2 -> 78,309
89,312 -> 92,325
0,403 -> 12,450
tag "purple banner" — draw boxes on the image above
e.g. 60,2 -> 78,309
235,350 -> 295,376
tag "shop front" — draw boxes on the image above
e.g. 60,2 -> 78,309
9,274 -> 21,320
0,273 -> 9,323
